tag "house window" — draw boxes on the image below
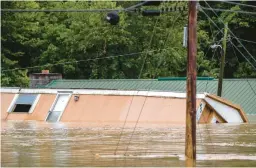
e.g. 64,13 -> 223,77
10,94 -> 39,113
13,104 -> 32,112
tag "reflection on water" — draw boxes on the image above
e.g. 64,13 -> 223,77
1,121 -> 256,167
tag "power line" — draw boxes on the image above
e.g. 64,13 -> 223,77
219,0 -> 256,9
124,80 -> 154,156
1,49 -> 166,72
1,1 -> 147,13
230,42 -> 256,100
230,40 -> 239,63
233,37 -> 256,45
200,5 -> 256,69
138,18 -> 160,78
114,17 -> 160,155
203,1 -> 256,64
1,1 -> 148,13
200,6 -> 256,15
125,1 -> 148,11
1,7 -> 188,14
230,42 -> 256,70
1,8 -> 122,13
199,6 -> 256,71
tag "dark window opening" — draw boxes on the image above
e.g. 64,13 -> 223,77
13,104 -> 32,112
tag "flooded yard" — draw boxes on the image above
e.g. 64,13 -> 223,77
1,121 -> 256,167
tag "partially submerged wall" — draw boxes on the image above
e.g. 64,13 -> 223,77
61,95 -> 201,124
1,93 -> 55,121
1,93 -> 15,120
1,89 -> 203,124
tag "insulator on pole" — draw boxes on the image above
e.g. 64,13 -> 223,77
106,12 -> 120,25
183,26 -> 188,48
142,10 -> 161,16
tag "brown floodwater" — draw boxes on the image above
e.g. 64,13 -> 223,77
1,121 -> 256,167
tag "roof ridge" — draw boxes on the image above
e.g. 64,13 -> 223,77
53,79 -> 157,82
51,78 -> 256,82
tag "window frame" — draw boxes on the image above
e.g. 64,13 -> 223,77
7,94 -> 41,113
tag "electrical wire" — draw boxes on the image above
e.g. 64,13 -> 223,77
124,1 -> 148,11
1,49 -> 167,72
219,0 -> 256,9
114,17 -> 160,156
197,29 -> 223,72
124,18 -> 160,156
230,42 -> 256,70
200,4 -> 256,128
235,38 -> 256,45
200,6 -> 256,15
1,8 -> 122,13
113,91 -> 137,155
199,5 -> 256,71
138,18 -> 160,79
1,1 -> 147,13
247,79 -> 256,98
230,41 -> 256,117
142,15 -> 185,160
203,1 -> 256,64
123,81 -> 154,156
230,40 -> 239,63
200,3 -> 256,110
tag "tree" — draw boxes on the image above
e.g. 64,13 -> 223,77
1,1 -> 255,87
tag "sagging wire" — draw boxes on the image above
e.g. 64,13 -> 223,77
143,15 -> 183,159
123,17 -> 160,157
203,1 -> 256,65
123,80 -> 155,156
1,1 -> 146,13
200,6 -> 256,15
199,5 -> 256,71
1,50 -> 162,72
219,0 -> 256,9
229,42 -> 256,112
114,17 -> 160,156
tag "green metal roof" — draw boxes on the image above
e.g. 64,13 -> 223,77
46,79 -> 256,115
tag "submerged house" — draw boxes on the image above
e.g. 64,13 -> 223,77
1,78 -> 255,124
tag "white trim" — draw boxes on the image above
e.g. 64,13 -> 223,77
29,94 -> 41,114
45,93 -> 72,122
57,93 -> 72,122
196,101 -> 206,121
7,93 -> 41,113
1,88 -> 205,99
7,94 -> 19,112
1,88 -> 20,93
45,94 -> 59,121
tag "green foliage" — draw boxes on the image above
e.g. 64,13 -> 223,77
1,1 -> 255,87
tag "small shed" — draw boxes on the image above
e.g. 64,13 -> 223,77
196,94 -> 248,124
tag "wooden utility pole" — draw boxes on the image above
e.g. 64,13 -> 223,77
217,23 -> 228,97
185,1 -> 197,166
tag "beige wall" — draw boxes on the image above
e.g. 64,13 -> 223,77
3,94 -> 56,121
1,93 -> 15,120
2,93 -> 202,124
61,95 -> 202,124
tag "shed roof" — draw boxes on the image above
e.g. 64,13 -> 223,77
45,78 -> 256,115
